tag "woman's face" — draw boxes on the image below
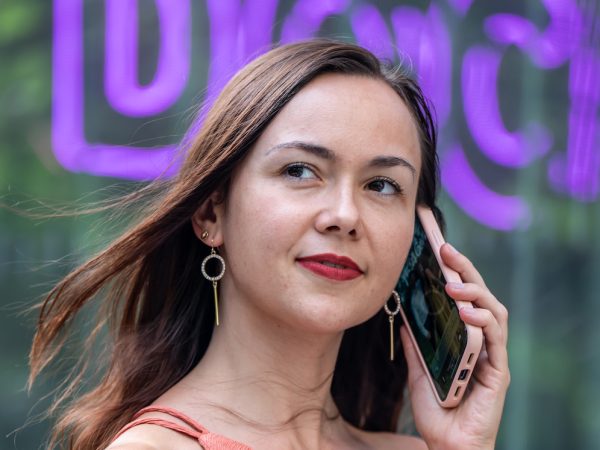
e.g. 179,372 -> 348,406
217,73 -> 422,333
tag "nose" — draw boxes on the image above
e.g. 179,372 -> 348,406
314,182 -> 363,238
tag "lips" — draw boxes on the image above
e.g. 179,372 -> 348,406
297,253 -> 363,281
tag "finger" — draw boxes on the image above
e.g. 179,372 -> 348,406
471,348 -> 511,391
440,243 -> 486,287
445,281 -> 495,309
459,307 -> 508,373
445,282 -> 509,336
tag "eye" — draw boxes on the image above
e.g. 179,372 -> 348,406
283,162 -> 318,180
367,177 -> 403,195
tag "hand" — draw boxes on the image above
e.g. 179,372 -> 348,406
399,243 -> 510,450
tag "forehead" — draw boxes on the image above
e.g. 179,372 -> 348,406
254,73 -> 421,167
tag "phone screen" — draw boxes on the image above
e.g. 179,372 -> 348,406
397,218 -> 467,400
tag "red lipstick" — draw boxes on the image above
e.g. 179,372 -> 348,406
297,253 -> 363,281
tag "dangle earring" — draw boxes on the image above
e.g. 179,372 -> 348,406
201,236 -> 226,326
384,291 -> 401,361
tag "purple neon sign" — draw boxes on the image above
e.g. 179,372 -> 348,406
52,0 -> 179,179
462,45 -> 552,168
104,0 -> 191,117
52,0 -> 598,230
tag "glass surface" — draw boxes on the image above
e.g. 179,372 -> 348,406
400,220 -> 467,400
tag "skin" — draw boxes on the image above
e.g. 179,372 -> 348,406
108,73 -> 509,449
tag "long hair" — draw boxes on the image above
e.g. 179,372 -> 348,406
29,39 -> 439,449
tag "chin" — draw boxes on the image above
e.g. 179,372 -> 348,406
281,296 -> 377,335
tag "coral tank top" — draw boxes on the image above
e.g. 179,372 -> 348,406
113,406 -> 252,449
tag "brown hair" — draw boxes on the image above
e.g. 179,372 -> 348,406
29,39 -> 438,449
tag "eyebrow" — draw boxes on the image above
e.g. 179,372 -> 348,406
266,140 -> 417,178
368,155 -> 417,178
266,141 -> 335,160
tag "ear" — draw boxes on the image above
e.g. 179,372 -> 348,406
191,191 -> 225,247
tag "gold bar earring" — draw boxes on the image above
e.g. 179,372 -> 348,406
384,291 -> 401,361
200,238 -> 226,326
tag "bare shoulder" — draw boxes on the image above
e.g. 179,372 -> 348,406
105,423 -> 201,450
348,425 -> 428,450
106,443 -> 156,450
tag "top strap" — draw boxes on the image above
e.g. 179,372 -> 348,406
112,406 -> 206,442
113,416 -> 203,441
112,406 -> 253,449
132,406 -> 208,433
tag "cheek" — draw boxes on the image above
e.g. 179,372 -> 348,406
224,180 -> 307,259
371,216 -> 414,292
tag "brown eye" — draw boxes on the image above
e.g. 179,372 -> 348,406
367,178 -> 402,195
284,163 -> 317,180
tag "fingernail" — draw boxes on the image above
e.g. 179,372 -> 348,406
448,282 -> 464,290
459,307 -> 473,315
446,243 -> 459,253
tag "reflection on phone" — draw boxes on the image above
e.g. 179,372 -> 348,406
398,219 -> 467,400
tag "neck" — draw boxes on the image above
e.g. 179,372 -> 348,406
190,299 -> 342,423
157,272 -> 378,448
166,284 -> 358,447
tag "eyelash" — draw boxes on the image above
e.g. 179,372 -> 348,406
367,176 -> 404,196
282,162 -> 317,180
282,162 -> 403,196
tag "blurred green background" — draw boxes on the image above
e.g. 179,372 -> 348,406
1,0 -> 599,449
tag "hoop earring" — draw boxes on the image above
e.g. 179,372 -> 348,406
201,239 -> 226,326
384,291 -> 401,361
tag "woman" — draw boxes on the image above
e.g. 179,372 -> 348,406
29,40 -> 509,449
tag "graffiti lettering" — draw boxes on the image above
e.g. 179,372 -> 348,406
104,0 -> 191,117
52,0 -> 597,230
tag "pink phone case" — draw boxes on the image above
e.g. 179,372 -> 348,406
398,206 -> 483,408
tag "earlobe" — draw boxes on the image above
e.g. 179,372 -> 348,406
191,193 -> 225,246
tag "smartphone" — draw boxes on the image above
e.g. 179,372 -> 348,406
396,206 -> 483,408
